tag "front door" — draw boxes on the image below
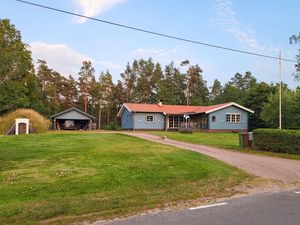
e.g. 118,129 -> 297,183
18,123 -> 27,134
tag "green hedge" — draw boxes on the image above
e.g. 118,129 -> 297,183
253,128 -> 300,155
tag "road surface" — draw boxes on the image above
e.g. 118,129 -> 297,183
95,190 -> 300,225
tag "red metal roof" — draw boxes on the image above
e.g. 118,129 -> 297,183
123,102 -> 231,115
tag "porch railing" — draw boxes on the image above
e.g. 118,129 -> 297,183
180,122 -> 198,129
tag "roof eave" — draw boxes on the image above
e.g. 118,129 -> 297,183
205,102 -> 254,114
50,107 -> 95,119
117,104 -> 132,117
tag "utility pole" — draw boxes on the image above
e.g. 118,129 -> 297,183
279,50 -> 282,129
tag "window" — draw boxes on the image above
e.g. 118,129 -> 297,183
226,113 -> 241,123
236,114 -> 241,123
168,116 -> 184,128
212,116 -> 216,122
146,115 -> 154,123
226,114 -> 231,122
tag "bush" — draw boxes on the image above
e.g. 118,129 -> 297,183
253,128 -> 300,155
103,122 -> 121,131
179,128 -> 193,133
0,109 -> 50,134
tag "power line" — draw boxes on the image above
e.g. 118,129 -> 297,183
15,0 -> 297,63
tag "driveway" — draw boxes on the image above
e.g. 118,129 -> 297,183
125,132 -> 300,183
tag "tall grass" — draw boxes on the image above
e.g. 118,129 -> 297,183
0,109 -> 50,134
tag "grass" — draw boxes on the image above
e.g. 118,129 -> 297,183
0,133 -> 251,225
151,131 -> 300,161
151,131 -> 240,149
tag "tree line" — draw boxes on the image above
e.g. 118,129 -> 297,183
1,18 -> 300,130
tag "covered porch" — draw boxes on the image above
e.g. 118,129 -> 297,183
166,113 -> 208,131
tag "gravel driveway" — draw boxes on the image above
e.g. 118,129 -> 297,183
125,132 -> 300,183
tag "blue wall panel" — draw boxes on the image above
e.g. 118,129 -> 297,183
208,106 -> 249,130
121,108 -> 133,129
133,113 -> 165,130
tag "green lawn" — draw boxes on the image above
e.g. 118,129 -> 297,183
151,131 -> 300,160
0,133 -> 250,225
151,131 -> 240,149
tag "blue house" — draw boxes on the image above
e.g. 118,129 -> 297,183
117,102 -> 254,131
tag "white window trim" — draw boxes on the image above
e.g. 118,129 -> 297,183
226,113 -> 241,123
145,114 -> 155,123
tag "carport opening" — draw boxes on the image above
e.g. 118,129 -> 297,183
56,119 -> 90,130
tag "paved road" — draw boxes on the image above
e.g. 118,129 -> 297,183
125,132 -> 300,183
95,191 -> 300,225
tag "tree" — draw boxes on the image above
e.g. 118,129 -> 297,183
261,84 -> 299,129
209,79 -> 223,103
0,19 -> 39,114
114,80 -> 124,111
229,71 -> 256,90
290,32 -> 300,81
157,62 -> 186,105
98,71 -> 115,126
36,60 -> 67,115
218,71 -> 257,105
78,61 -> 95,113
186,65 -> 209,105
135,58 -> 161,103
120,62 -> 137,102
62,75 -> 78,109
245,82 -> 275,130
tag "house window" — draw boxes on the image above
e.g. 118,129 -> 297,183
146,115 -> 154,123
168,116 -> 184,128
212,116 -> 216,122
226,114 -> 231,122
236,114 -> 241,123
226,113 -> 241,123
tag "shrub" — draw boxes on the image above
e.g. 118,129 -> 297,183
103,122 -> 121,131
253,128 -> 300,155
0,109 -> 50,134
179,128 -> 193,133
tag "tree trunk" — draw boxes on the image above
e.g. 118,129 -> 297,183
98,102 -> 101,130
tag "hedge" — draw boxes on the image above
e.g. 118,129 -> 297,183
253,128 -> 300,155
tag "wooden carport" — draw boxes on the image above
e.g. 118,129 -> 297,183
50,108 -> 95,130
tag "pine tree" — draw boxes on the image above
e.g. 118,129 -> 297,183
187,65 -> 209,105
78,61 -> 95,113
98,71 -> 115,126
120,63 -> 137,102
210,79 -> 223,103
62,75 -> 78,109
157,62 -> 185,104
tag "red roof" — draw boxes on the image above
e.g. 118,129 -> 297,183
120,102 -> 231,115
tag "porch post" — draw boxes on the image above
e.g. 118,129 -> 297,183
166,114 -> 169,131
132,112 -> 135,131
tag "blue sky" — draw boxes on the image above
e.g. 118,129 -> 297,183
1,0 -> 299,88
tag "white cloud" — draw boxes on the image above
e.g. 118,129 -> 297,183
74,0 -> 127,23
212,0 -> 297,86
29,42 -> 121,78
214,0 -> 276,54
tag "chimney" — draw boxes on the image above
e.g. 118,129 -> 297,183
158,101 -> 163,107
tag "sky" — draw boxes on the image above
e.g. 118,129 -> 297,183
1,0 -> 300,88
